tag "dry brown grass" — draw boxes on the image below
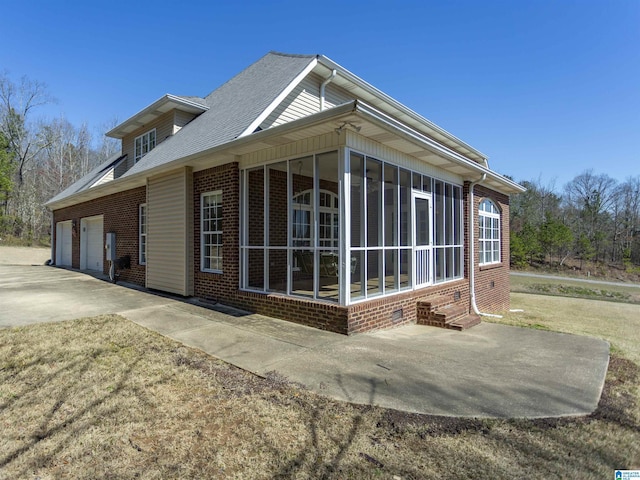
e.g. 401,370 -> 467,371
1,310 -> 639,479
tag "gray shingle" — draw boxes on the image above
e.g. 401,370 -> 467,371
46,153 -> 126,205
123,52 -> 316,177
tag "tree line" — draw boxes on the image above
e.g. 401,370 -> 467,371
0,73 -> 118,243
510,172 -> 640,270
1,71 -> 638,273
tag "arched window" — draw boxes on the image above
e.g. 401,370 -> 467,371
292,189 -> 338,248
478,199 -> 500,265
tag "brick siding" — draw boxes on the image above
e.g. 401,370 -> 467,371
52,187 -> 147,285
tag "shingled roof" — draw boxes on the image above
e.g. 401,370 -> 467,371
123,52 -> 316,177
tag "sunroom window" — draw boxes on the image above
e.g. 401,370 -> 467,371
240,148 -> 464,306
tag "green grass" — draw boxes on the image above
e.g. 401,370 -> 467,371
511,275 -> 640,304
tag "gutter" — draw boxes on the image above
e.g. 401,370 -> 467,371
468,173 -> 502,319
356,102 -> 525,194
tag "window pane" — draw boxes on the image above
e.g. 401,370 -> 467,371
384,164 -> 398,247
454,247 -> 462,278
422,176 -> 432,193
366,250 -> 382,296
247,249 -> 264,290
384,249 -> 398,293
318,250 -> 339,302
267,249 -> 287,293
399,248 -> 411,289
399,169 -> 411,246
435,181 -> 445,246
292,249 -> 314,298
292,156 -> 314,248
350,251 -> 365,300
412,173 -> 422,190
366,157 -> 382,247
453,186 -> 461,245
435,248 -> 444,283
268,162 -> 288,246
350,153 -> 364,248
247,168 -> 264,246
445,184 -> 453,245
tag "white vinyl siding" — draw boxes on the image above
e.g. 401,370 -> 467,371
146,168 -> 194,296
201,191 -> 223,273
139,203 -> 147,265
479,199 -> 501,265
259,73 -> 353,130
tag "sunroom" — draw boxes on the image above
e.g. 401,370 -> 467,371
239,147 -> 464,306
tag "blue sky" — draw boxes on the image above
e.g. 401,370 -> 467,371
1,0 -> 638,188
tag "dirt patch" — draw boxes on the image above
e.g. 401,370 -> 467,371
0,246 -> 50,265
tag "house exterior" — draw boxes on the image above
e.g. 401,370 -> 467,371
46,52 -> 525,335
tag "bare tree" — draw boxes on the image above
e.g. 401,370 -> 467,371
0,72 -> 55,187
564,170 -> 618,262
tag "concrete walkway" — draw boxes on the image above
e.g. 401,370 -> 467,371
0,264 -> 610,418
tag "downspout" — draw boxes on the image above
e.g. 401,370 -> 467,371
320,69 -> 337,111
469,173 -> 503,318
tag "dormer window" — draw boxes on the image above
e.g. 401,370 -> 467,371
134,129 -> 156,163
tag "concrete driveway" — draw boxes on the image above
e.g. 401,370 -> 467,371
0,263 -> 610,418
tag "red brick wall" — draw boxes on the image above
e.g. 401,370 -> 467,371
467,183 -> 511,313
193,163 -> 240,301
347,279 -> 470,334
52,187 -> 147,285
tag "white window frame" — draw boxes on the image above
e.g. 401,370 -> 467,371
478,198 -> 501,265
139,203 -> 147,265
201,191 -> 223,273
134,129 -> 156,163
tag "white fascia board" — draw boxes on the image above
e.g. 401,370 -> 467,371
355,101 -> 524,194
238,57 -> 319,138
106,94 -> 209,139
317,55 -> 488,165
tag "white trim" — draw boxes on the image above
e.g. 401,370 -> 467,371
238,57 -> 319,137
478,198 -> 501,266
200,190 -> 223,273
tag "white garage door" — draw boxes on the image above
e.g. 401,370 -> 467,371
56,221 -> 72,267
81,216 -> 104,272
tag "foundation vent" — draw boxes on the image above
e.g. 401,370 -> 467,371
391,308 -> 404,323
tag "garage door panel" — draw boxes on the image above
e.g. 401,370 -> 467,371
81,216 -> 103,272
56,221 -> 72,267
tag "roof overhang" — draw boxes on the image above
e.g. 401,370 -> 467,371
47,100 -> 523,210
106,94 -> 209,139
313,55 -> 489,167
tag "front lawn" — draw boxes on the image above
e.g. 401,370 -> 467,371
0,303 -> 638,478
